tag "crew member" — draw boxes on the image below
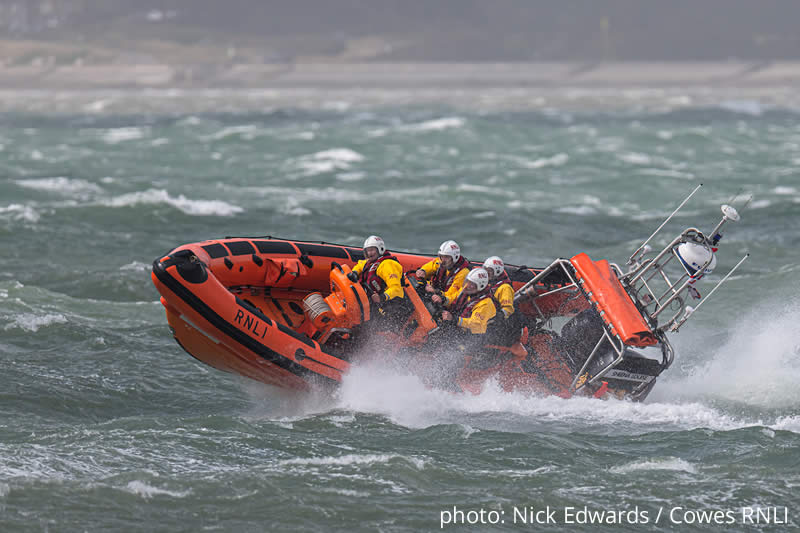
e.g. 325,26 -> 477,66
483,256 -> 514,318
349,235 -> 404,305
441,268 -> 497,334
415,240 -> 470,306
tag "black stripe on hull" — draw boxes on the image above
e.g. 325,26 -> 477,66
153,259 -> 339,388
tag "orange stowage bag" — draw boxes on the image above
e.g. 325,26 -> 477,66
570,253 -> 657,347
264,258 -> 308,288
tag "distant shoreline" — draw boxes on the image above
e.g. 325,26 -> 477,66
2,62 -> 800,89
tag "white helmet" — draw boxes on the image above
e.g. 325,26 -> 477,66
363,235 -> 385,256
438,240 -> 461,261
675,242 -> 716,278
483,256 -> 505,278
465,268 -> 489,292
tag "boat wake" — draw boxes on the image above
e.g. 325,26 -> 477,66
652,295 -> 800,409
242,295 -> 800,436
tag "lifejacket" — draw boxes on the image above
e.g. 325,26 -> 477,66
489,271 -> 513,314
489,271 -> 510,291
359,252 -> 400,295
431,256 -> 469,293
451,286 -> 495,319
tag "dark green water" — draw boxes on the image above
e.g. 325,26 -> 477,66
1,87 -> 799,532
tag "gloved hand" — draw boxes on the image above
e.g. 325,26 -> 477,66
347,271 -> 358,282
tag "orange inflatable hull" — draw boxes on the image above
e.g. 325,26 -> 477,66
152,237 -> 662,399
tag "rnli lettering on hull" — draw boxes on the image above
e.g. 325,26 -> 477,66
234,309 -> 269,339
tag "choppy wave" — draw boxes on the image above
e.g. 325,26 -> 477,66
3,312 -> 68,332
103,189 -> 243,216
0,203 -> 40,222
400,117 -> 466,132
15,177 -> 104,197
293,148 -> 365,177
281,453 -> 425,469
102,127 -> 149,144
123,481 -> 191,499
610,458 -> 698,474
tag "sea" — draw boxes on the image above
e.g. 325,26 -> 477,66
1,85 -> 799,532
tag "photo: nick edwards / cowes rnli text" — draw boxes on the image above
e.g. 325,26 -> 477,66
3,2 -> 800,531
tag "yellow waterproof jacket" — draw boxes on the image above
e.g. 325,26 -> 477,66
455,296 -> 497,334
352,257 -> 404,300
493,283 -> 515,318
419,258 -> 469,305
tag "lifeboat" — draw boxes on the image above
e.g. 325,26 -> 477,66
151,190 -> 747,401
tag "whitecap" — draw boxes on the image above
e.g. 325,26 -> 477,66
460,424 -> 479,438
557,205 -> 596,216
287,131 -> 315,141
297,160 -> 339,176
610,458 -> 697,475
774,186 -> 797,195
326,414 -> 356,427
520,153 -> 569,169
124,481 -> 191,499
15,177 -> 103,196
294,148 -> 365,176
319,488 -> 370,498
210,125 -> 260,141
455,184 -> 502,195
102,127 -> 147,144
310,148 -> 364,163
0,204 -> 40,222
119,261 -> 151,272
281,453 -> 425,469
401,117 -> 465,132
104,189 -> 243,216
335,171 -> 366,182
4,313 -> 67,332
618,152 -> 653,165
281,196 -> 311,216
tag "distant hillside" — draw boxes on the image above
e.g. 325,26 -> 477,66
2,0 -> 800,64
